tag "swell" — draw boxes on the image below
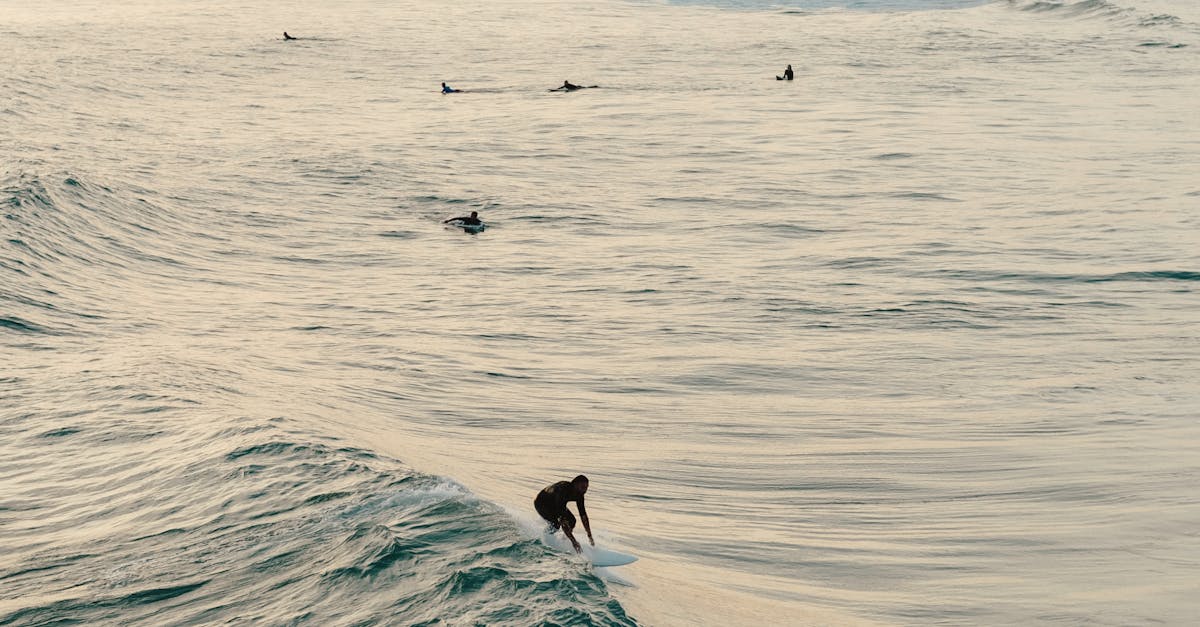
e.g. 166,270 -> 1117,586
1003,0 -> 1191,30
921,267 -> 1200,284
0,423 -> 636,626
1,169 -> 209,339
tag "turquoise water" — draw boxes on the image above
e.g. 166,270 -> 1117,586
3,0 -> 1198,624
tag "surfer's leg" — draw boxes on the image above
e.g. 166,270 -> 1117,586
559,512 -> 582,552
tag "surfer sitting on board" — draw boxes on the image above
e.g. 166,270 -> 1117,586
535,475 -> 594,553
442,210 -> 481,225
777,64 -> 793,80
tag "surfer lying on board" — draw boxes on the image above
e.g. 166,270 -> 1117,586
441,82 -> 459,94
442,210 -> 481,225
283,32 -> 297,41
535,475 -> 594,553
551,80 -> 597,92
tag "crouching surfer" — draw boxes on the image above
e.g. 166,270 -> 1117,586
535,474 -> 594,553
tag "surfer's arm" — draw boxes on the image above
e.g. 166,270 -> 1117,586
577,499 -> 593,545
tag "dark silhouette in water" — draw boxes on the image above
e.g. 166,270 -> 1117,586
441,82 -> 459,94
535,475 -> 594,553
283,32 -> 297,41
443,211 -> 482,226
550,80 -> 597,92
776,64 -> 793,80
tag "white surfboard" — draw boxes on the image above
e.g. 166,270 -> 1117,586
444,220 -> 486,233
582,545 -> 638,567
541,529 -> 638,567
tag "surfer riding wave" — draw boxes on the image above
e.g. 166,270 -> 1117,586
534,475 -> 593,553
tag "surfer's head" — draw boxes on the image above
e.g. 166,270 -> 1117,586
572,474 -> 589,493
470,211 -> 478,218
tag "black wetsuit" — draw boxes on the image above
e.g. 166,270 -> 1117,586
535,481 -> 586,531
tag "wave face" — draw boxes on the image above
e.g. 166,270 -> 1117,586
1,422 -> 633,626
3,0 -> 1199,624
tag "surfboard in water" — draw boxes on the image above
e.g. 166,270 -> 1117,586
541,530 -> 638,567
581,545 -> 638,567
444,221 -> 486,233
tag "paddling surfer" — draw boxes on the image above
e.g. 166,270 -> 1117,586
535,475 -> 594,553
442,210 -> 481,225
550,80 -> 599,92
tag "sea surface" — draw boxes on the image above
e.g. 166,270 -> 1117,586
2,0 -> 1198,625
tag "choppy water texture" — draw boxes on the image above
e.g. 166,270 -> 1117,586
3,0 -> 1199,625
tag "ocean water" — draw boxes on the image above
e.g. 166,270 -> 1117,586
2,0 -> 1198,625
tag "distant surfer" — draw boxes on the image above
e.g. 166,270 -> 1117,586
443,210 -> 481,226
777,64 -> 793,80
441,82 -> 459,94
552,80 -> 595,92
283,32 -> 296,41
535,475 -> 594,553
